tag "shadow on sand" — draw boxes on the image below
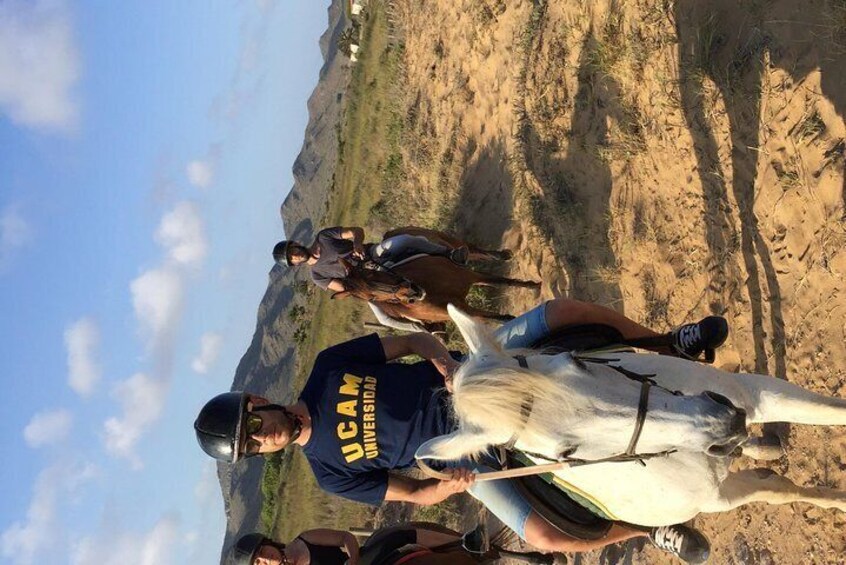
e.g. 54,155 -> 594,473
676,0 -> 846,439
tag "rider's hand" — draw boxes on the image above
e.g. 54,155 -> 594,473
352,242 -> 366,259
437,467 -> 475,496
431,357 -> 460,392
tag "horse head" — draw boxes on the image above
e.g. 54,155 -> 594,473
417,305 -> 748,466
334,268 -> 426,304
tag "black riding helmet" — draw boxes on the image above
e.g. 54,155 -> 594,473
195,392 -> 304,463
194,391 -> 248,463
232,533 -> 287,565
272,240 -> 293,267
231,533 -> 266,565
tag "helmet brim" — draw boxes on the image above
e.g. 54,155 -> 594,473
231,394 -> 249,463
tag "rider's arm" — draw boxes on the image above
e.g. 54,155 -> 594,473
384,469 -> 474,506
368,303 -> 426,333
338,226 -> 365,243
297,529 -> 360,563
380,333 -> 450,363
327,279 -> 346,292
339,226 -> 366,256
381,333 -> 459,386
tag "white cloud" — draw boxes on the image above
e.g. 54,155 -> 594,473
1,461 -> 97,565
154,202 -> 207,267
130,268 -> 184,346
190,332 -> 223,375
23,409 -> 73,448
185,160 -> 214,189
186,144 -> 220,189
72,514 -> 181,565
0,204 -> 33,271
0,0 -> 80,131
64,317 -> 101,396
103,373 -> 168,467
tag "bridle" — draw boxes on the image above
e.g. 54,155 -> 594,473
499,354 -> 677,468
346,264 -> 426,303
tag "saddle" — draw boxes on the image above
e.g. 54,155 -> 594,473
494,323 -> 641,541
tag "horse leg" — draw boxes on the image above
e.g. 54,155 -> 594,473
468,248 -> 513,262
472,274 -> 540,289
738,435 -> 784,461
706,469 -> 846,514
457,302 -> 515,323
732,372 -> 846,426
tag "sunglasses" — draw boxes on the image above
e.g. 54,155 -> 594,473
242,412 -> 264,456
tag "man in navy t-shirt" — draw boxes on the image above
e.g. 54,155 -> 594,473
298,332 -> 459,505
234,331 -> 476,506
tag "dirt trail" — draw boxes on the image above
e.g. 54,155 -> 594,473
392,0 -> 846,562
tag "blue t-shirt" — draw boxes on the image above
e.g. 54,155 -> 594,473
298,333 -> 452,505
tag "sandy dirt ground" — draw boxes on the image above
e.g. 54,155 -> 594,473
389,0 -> 846,562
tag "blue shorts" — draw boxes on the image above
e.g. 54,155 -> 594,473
493,301 -> 550,350
464,302 -> 552,539
467,462 -> 533,539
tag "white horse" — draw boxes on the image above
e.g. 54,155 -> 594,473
416,306 -> 846,527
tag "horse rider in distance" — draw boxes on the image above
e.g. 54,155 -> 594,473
272,226 -> 470,293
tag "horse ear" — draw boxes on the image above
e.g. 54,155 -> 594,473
331,291 -> 351,300
415,429 -> 492,462
447,304 -> 498,355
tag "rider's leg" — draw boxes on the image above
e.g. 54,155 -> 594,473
544,298 -> 665,345
466,466 -> 708,561
414,529 -> 462,549
495,298 -> 663,351
497,298 -> 726,358
523,513 -> 645,552
372,235 -> 452,265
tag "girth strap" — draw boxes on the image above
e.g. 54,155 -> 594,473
625,380 -> 651,465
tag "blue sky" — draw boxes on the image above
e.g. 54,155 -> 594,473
0,1 -> 330,563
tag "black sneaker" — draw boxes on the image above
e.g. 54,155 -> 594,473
461,523 -> 489,555
449,246 -> 469,265
649,524 -> 710,564
672,316 -> 729,362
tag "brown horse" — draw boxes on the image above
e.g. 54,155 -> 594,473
386,550 -> 479,564
333,256 -> 540,327
360,523 -> 552,565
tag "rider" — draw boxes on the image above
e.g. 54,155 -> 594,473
231,529 -> 359,565
230,525 -> 467,565
272,226 -> 469,292
196,298 -> 721,563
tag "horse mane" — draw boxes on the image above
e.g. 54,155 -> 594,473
450,349 -> 590,457
342,267 -> 407,299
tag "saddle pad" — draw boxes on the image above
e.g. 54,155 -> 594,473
508,451 -> 614,541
